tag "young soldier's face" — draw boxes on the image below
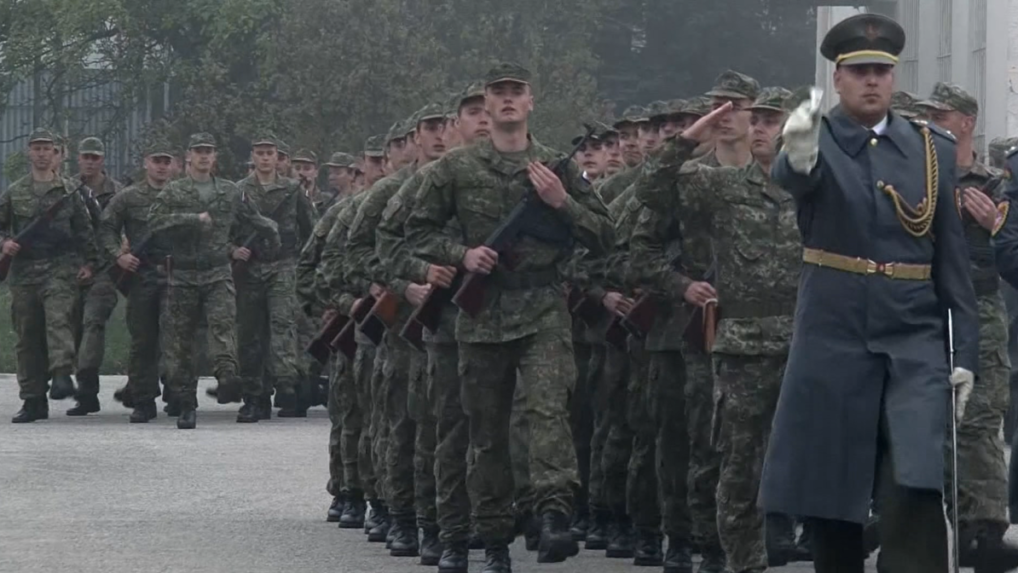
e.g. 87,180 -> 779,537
252,145 -> 278,175
276,153 -> 291,175
387,138 -> 407,167
750,110 -> 785,162
415,119 -> 447,162
712,97 -> 753,144
617,123 -> 642,167
834,64 -> 894,120
578,140 -> 607,178
362,155 -> 385,185
29,142 -> 56,171
187,147 -> 216,173
144,155 -> 172,185
638,123 -> 662,154
457,99 -> 491,144
925,108 -> 974,139
485,81 -> 534,125
78,153 -> 103,177
602,135 -> 623,174
328,166 -> 353,191
293,161 -> 318,184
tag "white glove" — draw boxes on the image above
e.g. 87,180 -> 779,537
950,367 -> 974,424
782,88 -> 823,174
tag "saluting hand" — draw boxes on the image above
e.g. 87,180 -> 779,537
962,187 -> 998,232
682,101 -> 733,143
528,162 -> 568,209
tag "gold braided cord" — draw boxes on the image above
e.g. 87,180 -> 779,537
835,50 -> 900,64
881,127 -> 938,238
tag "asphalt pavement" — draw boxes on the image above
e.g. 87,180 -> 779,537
0,374 -> 911,572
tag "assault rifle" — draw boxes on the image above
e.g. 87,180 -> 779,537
358,290 -> 400,346
306,309 -> 349,365
452,125 -> 595,317
232,183 -> 300,277
328,294 -> 376,361
400,277 -> 458,352
682,253 -> 718,353
0,183 -> 83,282
108,234 -> 154,295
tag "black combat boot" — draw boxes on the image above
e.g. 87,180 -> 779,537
177,406 -> 197,429
765,512 -> 796,566
468,534 -> 485,550
364,499 -> 383,533
692,542 -> 723,573
960,520 -> 1018,573
386,516 -> 398,548
570,506 -> 590,542
129,400 -> 158,423
482,543 -> 512,573
49,374 -> 77,400
520,512 -> 540,551
12,398 -> 48,423
389,517 -> 418,556
66,394 -> 101,416
236,397 -> 260,423
605,515 -> 635,559
276,391 -> 307,418
537,511 -> 579,563
368,504 -> 391,542
862,513 -> 879,558
327,495 -> 346,523
339,493 -> 366,529
114,384 -> 135,408
419,522 -> 443,565
258,395 -> 272,420
793,518 -> 813,562
633,529 -> 663,566
437,540 -> 469,573
164,399 -> 181,417
585,508 -> 611,550
215,377 -> 243,404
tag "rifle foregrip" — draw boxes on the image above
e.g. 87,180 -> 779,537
452,273 -> 485,317
0,254 -> 11,282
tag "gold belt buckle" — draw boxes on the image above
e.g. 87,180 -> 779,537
866,260 -> 894,277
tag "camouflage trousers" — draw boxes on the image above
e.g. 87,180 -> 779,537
124,277 -> 164,403
684,346 -> 721,550
10,276 -> 79,400
510,374 -> 533,516
384,332 -> 419,518
584,344 -> 609,513
161,279 -> 239,409
327,353 -> 346,497
76,271 -> 120,380
461,328 -> 580,542
235,266 -> 300,398
714,352 -> 785,572
354,340 -> 377,499
601,341 -> 632,517
411,347 -> 437,525
570,340 -> 596,516
296,311 -> 325,383
627,340 -> 662,532
370,340 -> 389,500
642,349 -> 692,540
946,293 -> 1010,539
431,340 -> 473,543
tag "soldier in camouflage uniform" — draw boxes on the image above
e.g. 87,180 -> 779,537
321,152 -> 359,213
69,136 -> 123,416
633,89 -> 799,573
148,132 -> 280,429
363,135 -> 388,188
600,124 -> 624,179
98,140 -> 176,423
3,128 -> 99,423
345,103 -> 449,559
918,83 -> 1018,566
276,140 -> 293,178
405,62 -> 614,572
595,107 -> 647,206
890,91 -> 922,120
232,135 -> 316,421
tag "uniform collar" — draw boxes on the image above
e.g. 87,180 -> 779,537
827,106 -> 911,158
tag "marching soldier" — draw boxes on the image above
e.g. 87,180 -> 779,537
363,135 -> 388,187
323,152 -> 359,211
98,140 -> 176,422
759,15 -> 979,572
70,136 -> 123,416
148,132 -> 280,429
2,128 -> 98,423
405,62 -> 614,571
596,106 -> 647,205
276,140 -> 294,178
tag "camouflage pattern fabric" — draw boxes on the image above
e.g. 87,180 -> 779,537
431,341 -> 472,543
354,342 -> 378,499
410,348 -> 437,526
327,353 -> 347,496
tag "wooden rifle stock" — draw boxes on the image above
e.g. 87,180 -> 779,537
306,311 -> 349,365
329,295 -> 376,361
400,285 -> 454,351
358,291 -> 401,345
604,316 -> 628,349
108,235 -> 153,296
621,294 -> 656,339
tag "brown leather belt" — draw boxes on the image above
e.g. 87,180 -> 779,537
802,248 -> 931,281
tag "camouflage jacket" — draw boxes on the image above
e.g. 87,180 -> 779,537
99,182 -> 172,282
148,175 -> 279,287
318,191 -> 371,315
297,196 -> 348,317
232,173 -> 316,279
634,137 -> 800,355
596,166 -> 640,206
405,136 -> 614,344
79,172 -> 122,208
0,174 -> 98,285
956,157 -> 1006,295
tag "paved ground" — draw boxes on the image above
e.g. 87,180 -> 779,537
1,373 -> 970,573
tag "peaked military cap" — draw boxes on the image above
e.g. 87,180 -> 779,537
276,140 -> 290,156
459,80 -> 486,107
917,82 -> 979,117
364,134 -> 387,157
292,148 -> 318,164
416,103 -> 447,124
890,91 -> 922,118
820,13 -> 905,67
595,121 -> 618,139
683,97 -> 713,117
79,137 -> 106,156
570,124 -> 602,146
646,101 -> 671,120
749,87 -> 793,113
705,70 -> 761,100
251,133 -> 278,147
667,99 -> 688,115
614,105 -> 649,127
144,139 -> 175,158
28,128 -> 57,144
989,137 -> 1018,167
324,151 -> 358,168
484,62 -> 532,87
188,132 -> 217,149
387,121 -> 405,143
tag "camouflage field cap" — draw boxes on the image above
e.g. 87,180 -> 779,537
989,137 -> 1018,167
79,137 -> 106,156
705,70 -> 761,100
614,105 -> 649,127
667,99 -> 688,115
570,124 -> 603,146
416,103 -> 447,125
325,151 -> 358,168
459,80 -> 486,107
484,62 -> 532,87
251,133 -> 278,147
188,132 -> 217,149
917,82 -> 979,116
749,87 -> 793,113
387,120 -> 405,143
364,134 -> 387,157
682,97 -> 713,117
28,128 -> 57,144
144,139 -> 176,158
820,13 -> 905,67
404,112 -> 420,137
276,140 -> 291,156
292,148 -> 318,164
595,121 -> 618,139
890,91 -> 921,119
646,101 -> 671,120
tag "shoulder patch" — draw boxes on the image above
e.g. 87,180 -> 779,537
994,201 -> 1010,237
